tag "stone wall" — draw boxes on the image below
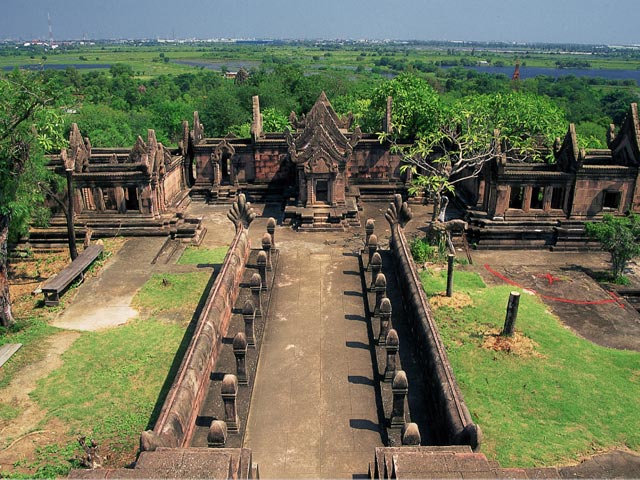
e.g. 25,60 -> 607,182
140,195 -> 255,451
385,195 -> 481,450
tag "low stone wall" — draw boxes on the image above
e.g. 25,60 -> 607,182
140,195 -> 256,451
385,195 -> 481,450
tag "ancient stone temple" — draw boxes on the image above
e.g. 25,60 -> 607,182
39,124 -> 204,246
187,93 -> 406,229
463,103 -> 640,249
283,92 -> 362,228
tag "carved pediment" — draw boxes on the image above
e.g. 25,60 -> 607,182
63,123 -> 91,172
608,103 -> 640,166
304,155 -> 338,175
212,138 -> 236,162
554,124 -> 583,173
286,93 -> 361,169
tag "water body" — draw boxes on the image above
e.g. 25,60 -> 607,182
2,63 -> 112,71
172,60 -> 261,71
449,65 -> 640,84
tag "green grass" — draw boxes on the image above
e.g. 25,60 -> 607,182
14,269 -> 212,477
32,318 -> 187,444
0,318 -> 60,390
177,245 -> 228,265
131,271 -> 212,318
421,269 -> 640,467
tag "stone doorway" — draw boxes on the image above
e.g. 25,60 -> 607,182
315,179 -> 329,205
125,187 -> 139,211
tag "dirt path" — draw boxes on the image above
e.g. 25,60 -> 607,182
0,330 -> 80,471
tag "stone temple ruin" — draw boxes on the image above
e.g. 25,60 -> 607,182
36,95 -> 640,478
39,94 -> 640,248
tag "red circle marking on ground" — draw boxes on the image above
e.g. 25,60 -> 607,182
483,264 -> 622,306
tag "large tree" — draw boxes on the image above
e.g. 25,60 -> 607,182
381,87 -> 566,221
0,70 -> 65,327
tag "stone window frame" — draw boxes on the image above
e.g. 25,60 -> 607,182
601,190 -> 622,212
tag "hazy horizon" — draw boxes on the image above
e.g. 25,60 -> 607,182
1,0 -> 639,46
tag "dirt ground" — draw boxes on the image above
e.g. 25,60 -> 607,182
472,249 -> 640,351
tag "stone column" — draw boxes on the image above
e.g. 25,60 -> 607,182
266,217 -> 276,249
242,300 -> 256,347
250,273 -> 262,318
257,251 -> 268,290
370,252 -> 382,291
384,329 -> 399,381
261,233 -> 273,271
367,234 -> 378,271
390,370 -> 408,428
402,423 -> 421,446
208,420 -> 227,448
378,298 -> 392,345
221,374 -> 239,433
373,273 -> 387,317
233,332 -> 248,385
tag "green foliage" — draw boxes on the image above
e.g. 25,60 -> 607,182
420,270 -> 640,467
0,70 -> 67,241
585,213 -> 640,280
410,236 -> 447,263
369,72 -> 442,138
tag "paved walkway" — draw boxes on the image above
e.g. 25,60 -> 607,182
244,234 -> 383,478
52,236 -> 167,331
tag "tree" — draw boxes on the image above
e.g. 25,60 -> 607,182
384,90 -> 566,221
585,213 -> 640,280
0,70 -> 65,327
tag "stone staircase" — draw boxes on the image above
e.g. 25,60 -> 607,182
69,447 -> 257,479
370,446 -> 558,479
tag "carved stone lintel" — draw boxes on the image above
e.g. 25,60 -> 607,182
227,193 -> 256,232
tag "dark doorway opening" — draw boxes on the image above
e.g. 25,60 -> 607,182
221,155 -> 231,185
316,180 -> 329,204
125,187 -> 139,211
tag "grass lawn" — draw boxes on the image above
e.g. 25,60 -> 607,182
177,245 -> 228,266
421,268 -> 640,467
9,270 -> 213,477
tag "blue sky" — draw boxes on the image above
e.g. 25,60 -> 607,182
1,0 -> 638,45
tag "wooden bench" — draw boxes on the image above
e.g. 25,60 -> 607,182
41,244 -> 104,306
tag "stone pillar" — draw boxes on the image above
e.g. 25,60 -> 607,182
378,298 -> 392,345
390,370 -> 408,428
502,291 -> 520,337
370,252 -> 382,291
250,273 -> 262,318
257,251 -> 268,290
266,217 -> 276,249
233,332 -> 248,386
402,423 -> 421,446
373,273 -> 387,316
261,233 -> 273,271
367,234 -> 378,271
446,254 -> 455,298
242,300 -> 256,347
221,374 -> 239,433
208,420 -> 228,447
384,329 -> 399,381
365,218 -> 375,246
115,187 -> 126,214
